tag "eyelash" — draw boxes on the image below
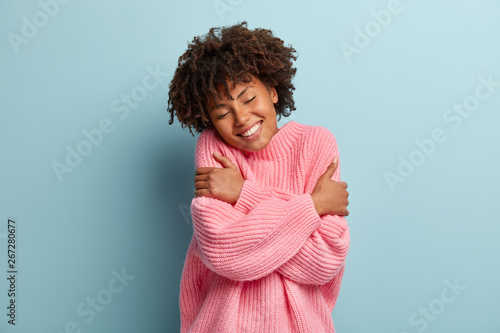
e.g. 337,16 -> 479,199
245,96 -> 256,104
217,96 -> 256,119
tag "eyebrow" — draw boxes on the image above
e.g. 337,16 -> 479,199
212,86 -> 254,111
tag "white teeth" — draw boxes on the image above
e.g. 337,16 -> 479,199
241,121 -> 261,137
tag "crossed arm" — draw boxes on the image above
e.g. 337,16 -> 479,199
191,129 -> 350,284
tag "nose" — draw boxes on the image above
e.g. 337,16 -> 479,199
233,106 -> 250,127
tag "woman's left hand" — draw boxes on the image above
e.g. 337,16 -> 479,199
194,152 -> 245,204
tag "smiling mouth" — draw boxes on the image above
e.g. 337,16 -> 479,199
237,121 -> 263,137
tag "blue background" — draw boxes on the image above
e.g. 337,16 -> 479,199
1,0 -> 499,332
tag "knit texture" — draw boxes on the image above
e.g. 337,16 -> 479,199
180,120 -> 350,333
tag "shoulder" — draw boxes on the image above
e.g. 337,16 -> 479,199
289,121 -> 337,151
195,126 -> 233,154
290,122 -> 342,181
196,126 -> 221,147
195,126 -> 238,168
194,127 -> 220,168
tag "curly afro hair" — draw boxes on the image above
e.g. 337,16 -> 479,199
167,21 -> 298,136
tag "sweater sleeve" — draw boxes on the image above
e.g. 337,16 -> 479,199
233,127 -> 350,285
190,129 -> 322,281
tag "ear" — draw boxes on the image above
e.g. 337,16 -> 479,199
269,86 -> 278,104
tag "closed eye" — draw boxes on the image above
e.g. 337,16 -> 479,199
217,112 -> 229,119
244,96 -> 256,104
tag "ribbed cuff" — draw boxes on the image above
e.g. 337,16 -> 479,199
233,180 -> 267,214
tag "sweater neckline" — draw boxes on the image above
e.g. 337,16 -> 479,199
240,120 -> 300,160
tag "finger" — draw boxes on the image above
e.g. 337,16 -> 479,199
194,174 -> 209,182
196,167 -> 217,175
194,189 -> 212,198
194,181 -> 208,190
213,152 -> 234,168
323,157 -> 338,179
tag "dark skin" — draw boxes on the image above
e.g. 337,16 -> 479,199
194,153 -> 349,216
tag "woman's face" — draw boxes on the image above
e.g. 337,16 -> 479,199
206,74 -> 279,154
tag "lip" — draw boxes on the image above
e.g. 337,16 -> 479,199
236,120 -> 262,136
236,120 -> 263,140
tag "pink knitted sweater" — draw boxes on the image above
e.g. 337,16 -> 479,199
180,120 -> 350,333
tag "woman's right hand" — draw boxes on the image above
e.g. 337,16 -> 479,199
310,158 -> 349,216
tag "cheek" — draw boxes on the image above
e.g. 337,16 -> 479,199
255,101 -> 271,115
216,122 -> 236,139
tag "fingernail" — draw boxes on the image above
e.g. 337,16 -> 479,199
333,157 -> 338,164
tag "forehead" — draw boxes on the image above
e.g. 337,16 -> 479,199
218,75 -> 259,96
207,75 -> 262,105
